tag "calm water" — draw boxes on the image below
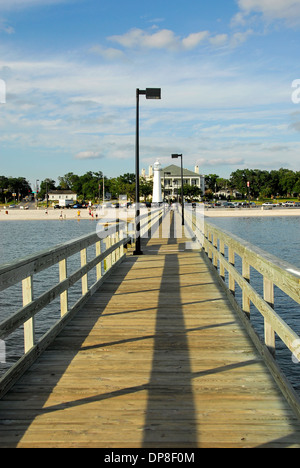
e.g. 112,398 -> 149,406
209,216 -> 300,268
0,216 -> 300,394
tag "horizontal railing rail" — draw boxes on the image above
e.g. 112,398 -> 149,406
0,223 -> 131,399
203,221 -> 300,354
131,206 -> 164,240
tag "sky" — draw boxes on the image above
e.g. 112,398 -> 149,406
1,0 -> 300,188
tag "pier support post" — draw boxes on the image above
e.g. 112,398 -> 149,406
264,277 -> 275,357
22,276 -> 34,354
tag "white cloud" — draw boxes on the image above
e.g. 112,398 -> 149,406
230,29 -> 254,47
0,19 -> 14,33
109,28 -> 179,50
108,28 -> 209,52
182,31 -> 209,49
107,26 -> 256,55
236,0 -> 300,26
209,34 -> 228,47
196,157 -> 245,167
89,45 -> 125,61
75,151 -> 104,160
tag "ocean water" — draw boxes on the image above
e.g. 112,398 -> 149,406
208,216 -> 300,268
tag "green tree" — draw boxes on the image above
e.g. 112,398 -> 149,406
205,174 -> 219,192
7,177 -> 31,200
183,184 -> 202,201
0,176 -> 8,202
39,179 -> 56,199
140,178 -> 153,201
278,169 -> 297,196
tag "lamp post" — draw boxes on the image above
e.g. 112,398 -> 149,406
134,88 -> 161,255
171,154 -> 184,225
36,179 -> 39,210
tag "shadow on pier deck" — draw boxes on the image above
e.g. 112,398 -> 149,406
0,212 -> 300,448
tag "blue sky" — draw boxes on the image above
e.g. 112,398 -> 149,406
1,0 -> 300,187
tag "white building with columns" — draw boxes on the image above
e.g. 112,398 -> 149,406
142,164 -> 205,202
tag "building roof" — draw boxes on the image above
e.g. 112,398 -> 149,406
162,164 -> 202,177
48,190 -> 77,194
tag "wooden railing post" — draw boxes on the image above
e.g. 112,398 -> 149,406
111,234 -> 116,265
242,259 -> 251,319
213,235 -> 218,269
22,276 -> 34,353
208,231 -> 213,261
264,277 -> 275,357
59,259 -> 68,317
96,240 -> 102,281
120,231 -> 124,258
80,248 -> 88,295
219,240 -> 225,280
228,247 -> 235,296
115,232 -> 120,263
204,224 -> 208,255
105,236 -> 112,271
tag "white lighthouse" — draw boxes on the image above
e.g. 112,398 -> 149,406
152,160 -> 162,204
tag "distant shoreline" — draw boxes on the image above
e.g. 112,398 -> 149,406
1,206 -> 300,221
204,207 -> 300,217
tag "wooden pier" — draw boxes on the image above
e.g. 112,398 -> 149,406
0,210 -> 300,447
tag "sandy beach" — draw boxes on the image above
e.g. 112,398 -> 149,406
0,207 -> 96,221
0,206 -> 300,221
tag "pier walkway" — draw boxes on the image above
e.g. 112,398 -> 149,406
0,211 -> 300,447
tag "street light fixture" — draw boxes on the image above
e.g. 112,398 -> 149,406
171,154 -> 184,225
134,88 -> 161,255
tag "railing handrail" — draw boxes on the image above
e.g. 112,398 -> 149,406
204,221 -> 300,304
0,224 -> 122,292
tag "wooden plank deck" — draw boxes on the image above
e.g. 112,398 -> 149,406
0,211 -> 300,448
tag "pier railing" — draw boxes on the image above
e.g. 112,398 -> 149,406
200,219 -> 300,417
0,224 -> 131,399
0,206 -> 165,400
202,221 -> 300,354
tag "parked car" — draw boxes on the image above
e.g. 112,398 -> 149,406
283,201 -> 295,207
